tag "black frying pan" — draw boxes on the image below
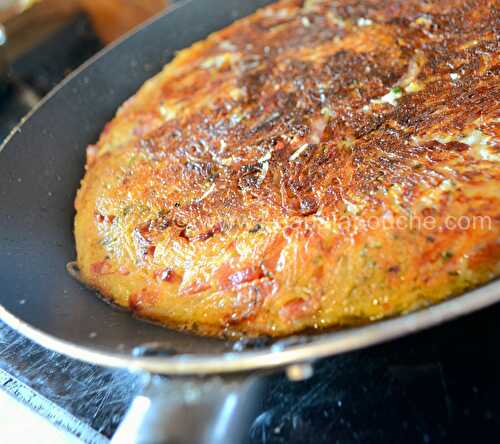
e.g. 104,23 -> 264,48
1,1 -> 499,442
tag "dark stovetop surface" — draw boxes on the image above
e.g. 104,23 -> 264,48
0,10 -> 499,444
2,301 -> 500,444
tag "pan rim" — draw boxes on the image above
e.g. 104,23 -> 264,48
0,0 -> 499,376
0,279 -> 499,375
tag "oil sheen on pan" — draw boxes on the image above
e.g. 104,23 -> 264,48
74,0 -> 500,338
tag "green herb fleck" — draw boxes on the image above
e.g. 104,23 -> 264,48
249,223 -> 262,233
442,251 -> 454,261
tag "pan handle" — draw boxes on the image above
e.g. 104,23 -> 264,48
112,373 -> 265,444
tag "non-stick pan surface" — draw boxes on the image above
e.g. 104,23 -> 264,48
1,0 -> 499,376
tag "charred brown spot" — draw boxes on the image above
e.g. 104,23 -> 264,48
154,267 -> 178,283
178,228 -> 190,241
249,223 -> 262,233
94,212 -> 115,224
179,221 -> 224,242
90,260 -> 113,275
224,279 -> 276,326
444,141 -> 470,152
129,289 -> 160,311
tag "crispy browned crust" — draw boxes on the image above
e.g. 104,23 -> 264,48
75,0 -> 500,338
